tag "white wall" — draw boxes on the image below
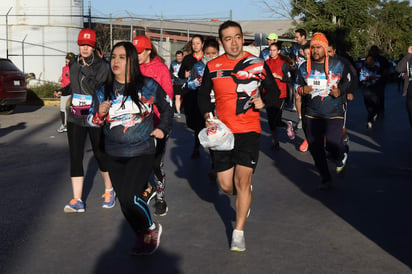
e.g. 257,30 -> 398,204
0,0 -> 83,82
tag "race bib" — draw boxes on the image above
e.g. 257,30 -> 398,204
72,93 -> 92,107
307,75 -> 329,98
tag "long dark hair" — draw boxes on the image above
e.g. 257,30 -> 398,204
269,42 -> 294,67
106,41 -> 145,110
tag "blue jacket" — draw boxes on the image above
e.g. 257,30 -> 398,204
296,56 -> 351,119
88,77 -> 173,158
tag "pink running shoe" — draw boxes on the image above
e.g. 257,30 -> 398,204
286,121 -> 295,140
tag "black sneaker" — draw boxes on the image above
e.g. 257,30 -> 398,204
154,200 -> 168,216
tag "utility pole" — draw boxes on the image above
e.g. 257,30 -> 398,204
88,0 -> 91,28
22,34 -> 28,74
6,7 -> 12,59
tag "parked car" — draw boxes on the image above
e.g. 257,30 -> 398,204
0,58 -> 27,113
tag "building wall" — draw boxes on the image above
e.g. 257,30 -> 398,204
0,0 -> 83,82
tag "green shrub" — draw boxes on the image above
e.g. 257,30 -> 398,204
29,82 -> 60,99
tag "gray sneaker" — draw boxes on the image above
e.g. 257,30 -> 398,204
230,230 -> 246,252
297,119 -> 302,129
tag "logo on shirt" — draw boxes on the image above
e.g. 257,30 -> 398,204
231,56 -> 264,115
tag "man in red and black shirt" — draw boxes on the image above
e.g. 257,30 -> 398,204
198,20 -> 281,252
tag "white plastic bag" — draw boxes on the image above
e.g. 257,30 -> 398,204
198,118 -> 234,151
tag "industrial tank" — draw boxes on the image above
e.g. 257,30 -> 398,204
0,0 -> 84,84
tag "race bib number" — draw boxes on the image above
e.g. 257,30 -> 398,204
307,75 -> 329,98
109,96 -> 141,118
72,93 -> 92,107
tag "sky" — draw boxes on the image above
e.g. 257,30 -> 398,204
86,0 -> 288,21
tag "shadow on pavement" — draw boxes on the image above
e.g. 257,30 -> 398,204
92,221 -> 182,274
0,122 -> 27,137
169,118 -> 236,246
261,86 -> 412,268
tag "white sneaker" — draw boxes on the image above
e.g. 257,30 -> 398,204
297,119 -> 302,129
57,124 -> 67,133
336,152 -> 348,174
230,229 -> 246,252
367,122 -> 372,129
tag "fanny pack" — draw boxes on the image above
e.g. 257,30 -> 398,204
71,105 -> 91,116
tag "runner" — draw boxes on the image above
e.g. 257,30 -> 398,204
88,41 -> 173,255
198,20 -> 281,251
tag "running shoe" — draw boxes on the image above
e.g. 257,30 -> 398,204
336,153 -> 348,174
57,124 -> 67,133
297,118 -> 302,129
131,223 -> 162,255
174,112 -> 182,118
299,139 -> 308,152
144,223 -> 162,255
64,198 -> 85,213
286,121 -> 295,140
230,229 -> 246,252
154,200 -> 168,216
142,188 -> 156,204
102,189 -> 116,208
367,122 -> 373,129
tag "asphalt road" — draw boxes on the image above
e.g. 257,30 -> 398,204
0,83 -> 411,274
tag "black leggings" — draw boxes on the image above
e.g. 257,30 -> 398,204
67,122 -> 108,177
107,154 -> 155,232
407,84 -> 412,128
152,137 -> 168,200
266,99 -> 287,131
362,88 -> 380,123
304,117 -> 344,181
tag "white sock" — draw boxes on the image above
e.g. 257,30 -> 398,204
105,188 -> 113,192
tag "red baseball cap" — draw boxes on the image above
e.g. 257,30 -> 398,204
132,35 -> 152,53
77,28 -> 96,47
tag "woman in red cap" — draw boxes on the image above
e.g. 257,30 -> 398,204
63,28 -> 115,213
132,35 -> 173,216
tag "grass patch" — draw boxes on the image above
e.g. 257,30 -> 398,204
29,82 -> 60,99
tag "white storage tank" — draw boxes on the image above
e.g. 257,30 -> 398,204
0,0 -> 84,84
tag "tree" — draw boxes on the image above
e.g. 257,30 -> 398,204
261,0 -> 412,59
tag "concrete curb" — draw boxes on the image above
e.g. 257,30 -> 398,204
42,100 -> 60,107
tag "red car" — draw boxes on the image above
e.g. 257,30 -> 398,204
0,58 -> 27,112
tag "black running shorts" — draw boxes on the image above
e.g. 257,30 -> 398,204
213,132 -> 260,173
